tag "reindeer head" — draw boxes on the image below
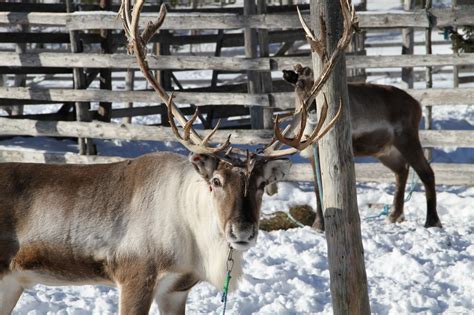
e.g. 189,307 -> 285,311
188,153 -> 290,250
119,0 -> 356,250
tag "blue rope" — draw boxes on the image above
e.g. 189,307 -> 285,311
365,167 -> 418,221
312,143 -> 324,205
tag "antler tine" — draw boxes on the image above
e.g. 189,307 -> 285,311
141,3 -> 167,45
183,110 -> 199,141
120,1 -> 234,157
306,97 -> 343,145
202,119 -> 221,146
297,6 -> 328,64
166,93 -> 185,142
304,0 -> 356,109
296,94 -> 330,150
263,0 -> 353,158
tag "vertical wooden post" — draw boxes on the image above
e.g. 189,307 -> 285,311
424,0 -> 433,161
12,24 -> 26,116
124,69 -> 135,124
257,0 -> 273,129
244,0 -> 263,129
211,30 -> 225,89
452,0 -> 459,88
98,0 -> 113,122
401,0 -> 415,89
66,0 -> 94,155
156,30 -> 172,126
311,0 -> 370,313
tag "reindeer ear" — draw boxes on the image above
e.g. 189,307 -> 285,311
189,153 -> 218,181
282,70 -> 299,85
262,159 -> 292,184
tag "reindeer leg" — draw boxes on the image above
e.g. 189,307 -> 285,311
115,260 -> 157,315
377,147 -> 409,223
394,132 -> 441,228
0,274 -> 24,315
155,272 -> 197,315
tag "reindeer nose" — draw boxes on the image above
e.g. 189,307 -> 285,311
229,223 -> 256,243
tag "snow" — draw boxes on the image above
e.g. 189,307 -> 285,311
10,183 -> 474,314
3,0 -> 474,313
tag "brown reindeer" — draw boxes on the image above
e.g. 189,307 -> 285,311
0,0 -> 356,313
282,64 -> 441,231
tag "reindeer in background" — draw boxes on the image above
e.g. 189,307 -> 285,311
282,41 -> 441,230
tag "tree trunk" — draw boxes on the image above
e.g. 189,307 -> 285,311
310,0 -> 371,314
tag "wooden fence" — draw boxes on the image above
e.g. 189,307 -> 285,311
0,3 -> 473,185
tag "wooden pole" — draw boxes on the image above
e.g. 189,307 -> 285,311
12,24 -> 26,116
124,69 -> 135,124
401,0 -> 415,89
424,0 -> 433,161
66,0 -> 94,155
244,0 -> 263,129
310,0 -> 371,313
257,0 -> 273,129
156,30 -> 172,126
98,0 -> 112,122
452,0 -> 459,88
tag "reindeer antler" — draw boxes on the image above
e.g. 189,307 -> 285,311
263,0 -> 356,158
119,1 -> 231,156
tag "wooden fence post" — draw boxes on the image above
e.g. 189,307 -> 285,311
244,0 -> 263,129
66,0 -> 94,155
424,0 -> 433,161
124,69 -> 135,123
401,0 -> 415,89
98,0 -> 113,122
257,0 -> 273,129
310,0 -> 371,313
12,24 -> 26,116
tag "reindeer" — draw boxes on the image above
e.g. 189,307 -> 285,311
0,0 -> 355,314
282,63 -> 441,231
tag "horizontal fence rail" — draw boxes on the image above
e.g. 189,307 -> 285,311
1,52 -> 474,71
0,147 -> 471,185
0,5 -> 472,188
1,87 -> 474,107
0,117 -> 473,148
1,8 -> 473,30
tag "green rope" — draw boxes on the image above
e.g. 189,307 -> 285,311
221,247 -> 233,315
221,271 -> 231,314
285,211 -> 306,228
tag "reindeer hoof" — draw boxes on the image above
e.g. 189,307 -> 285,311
424,218 -> 442,228
387,213 -> 405,224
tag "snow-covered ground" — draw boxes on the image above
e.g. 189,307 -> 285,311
10,182 -> 474,314
2,0 -> 473,314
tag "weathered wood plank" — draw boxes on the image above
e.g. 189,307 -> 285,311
288,163 -> 474,185
0,148 -> 124,164
0,117 -> 472,148
272,53 -> 474,70
1,87 -> 473,107
0,117 -> 275,144
0,52 -> 270,71
0,87 -> 270,106
420,130 -> 474,148
0,149 -> 470,185
1,8 -> 473,30
2,52 -> 473,71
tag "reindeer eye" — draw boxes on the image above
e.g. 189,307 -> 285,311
212,178 -> 222,187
